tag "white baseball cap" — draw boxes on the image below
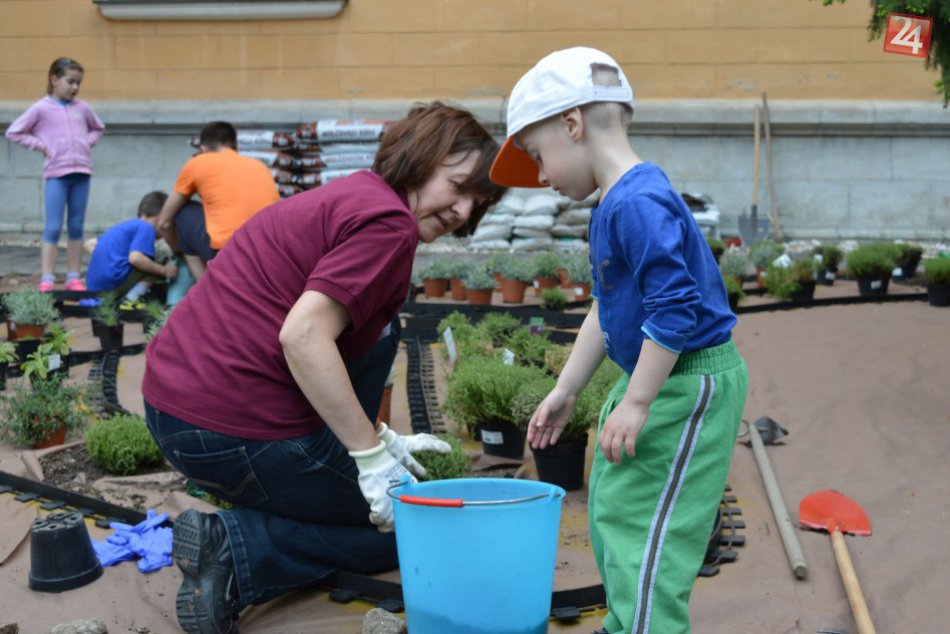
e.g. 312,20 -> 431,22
490,47 -> 635,188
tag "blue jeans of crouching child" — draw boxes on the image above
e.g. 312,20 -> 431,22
143,320 -> 401,608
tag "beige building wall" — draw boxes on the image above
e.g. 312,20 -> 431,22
0,0 -> 941,102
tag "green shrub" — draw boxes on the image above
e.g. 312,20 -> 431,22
846,244 -> 898,277
424,259 -> 453,280
544,344 -> 572,377
564,254 -> 593,284
541,288 -> 568,311
531,252 -> 562,278
145,306 -> 172,343
749,241 -> 785,270
92,295 -> 120,326
21,343 -> 62,382
705,236 -> 725,261
814,244 -> 843,270
474,312 -> 519,347
924,258 -> 950,284
412,434 -> 470,480
723,275 -> 745,303
448,260 -> 475,280
765,260 -> 815,300
510,377 -> 557,428
498,256 -> 534,282
45,323 -> 71,357
502,326 -> 553,368
1,377 -> 86,447
0,341 -> 17,364
895,243 -> 923,267
84,414 -> 164,476
486,252 -> 515,275
463,267 -> 495,290
719,248 -> 751,281
436,311 -> 491,361
3,289 -> 59,326
445,356 -> 548,430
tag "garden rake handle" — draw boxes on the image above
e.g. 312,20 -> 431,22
830,529 -> 876,634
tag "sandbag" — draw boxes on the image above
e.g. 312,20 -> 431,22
471,224 -> 512,241
557,207 -> 592,225
468,239 -> 512,251
523,194 -> 560,216
512,227 -> 551,239
513,215 -> 555,230
478,213 -> 515,226
551,224 -> 588,238
511,237 -> 554,251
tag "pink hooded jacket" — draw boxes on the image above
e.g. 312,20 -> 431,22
5,96 -> 105,180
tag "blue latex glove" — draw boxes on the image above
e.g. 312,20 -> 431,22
92,509 -> 173,572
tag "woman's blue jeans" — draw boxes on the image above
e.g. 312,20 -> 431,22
144,322 -> 401,608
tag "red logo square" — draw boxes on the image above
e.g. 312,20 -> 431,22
883,13 -> 933,58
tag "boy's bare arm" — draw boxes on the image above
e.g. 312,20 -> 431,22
555,300 -> 606,396
129,251 -> 176,278
599,339 -> 679,463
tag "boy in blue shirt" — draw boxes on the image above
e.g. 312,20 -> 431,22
490,47 -> 748,634
86,191 -> 178,300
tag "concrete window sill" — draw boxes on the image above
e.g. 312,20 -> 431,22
93,0 -> 346,21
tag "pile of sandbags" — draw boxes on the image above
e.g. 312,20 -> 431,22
189,120 -> 387,198
467,189 -> 595,252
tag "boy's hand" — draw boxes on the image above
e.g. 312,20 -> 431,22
163,261 -> 178,279
599,400 -> 649,463
527,387 -> 577,449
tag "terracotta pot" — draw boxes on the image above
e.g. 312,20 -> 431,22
450,277 -> 467,301
500,278 -> 528,304
755,268 -> 766,289
34,425 -> 67,449
569,283 -> 592,302
8,323 -> 45,342
423,278 -> 447,298
533,275 -> 559,297
466,289 -> 492,305
557,268 -> 570,287
376,384 -> 393,424
493,271 -> 503,290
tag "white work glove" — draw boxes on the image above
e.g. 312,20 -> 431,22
348,442 -> 414,533
377,422 -> 452,478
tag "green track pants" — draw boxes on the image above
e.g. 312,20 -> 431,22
589,340 -> 748,634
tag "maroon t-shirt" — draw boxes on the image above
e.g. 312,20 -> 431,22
142,170 -> 418,439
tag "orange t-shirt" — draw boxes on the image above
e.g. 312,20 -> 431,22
174,149 -> 279,249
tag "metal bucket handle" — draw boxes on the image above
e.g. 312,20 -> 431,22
386,479 -> 563,508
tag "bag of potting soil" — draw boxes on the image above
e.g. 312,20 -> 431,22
295,141 -> 381,155
277,184 -> 302,198
557,207 -> 593,226
554,238 -> 589,252
297,152 -> 377,171
513,227 -> 552,239
240,150 -> 297,169
235,130 -> 295,150
296,120 -> 387,143
269,168 -> 296,184
478,212 -> 515,227
296,168 -> 362,189
511,236 -> 554,251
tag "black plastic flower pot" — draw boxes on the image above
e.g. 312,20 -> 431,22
899,254 -> 922,280
95,323 -> 125,350
29,511 -> 103,592
856,274 -> 890,297
477,419 -> 526,460
727,292 -> 740,312
815,268 -> 837,286
927,283 -> 950,307
531,437 -> 588,491
789,280 -> 816,303
0,361 -> 7,391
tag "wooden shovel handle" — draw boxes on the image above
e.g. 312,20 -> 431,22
830,529 -> 876,634
752,105 -> 761,204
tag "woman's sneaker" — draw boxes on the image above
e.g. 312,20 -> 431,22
65,278 -> 87,291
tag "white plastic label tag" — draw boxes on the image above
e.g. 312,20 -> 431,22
891,267 -> 902,277
443,327 -> 457,364
827,272 -> 836,280
49,354 -> 61,371
481,430 -> 504,445
502,348 -> 515,365
574,287 -> 584,296
870,280 -> 882,290
532,280 -> 540,288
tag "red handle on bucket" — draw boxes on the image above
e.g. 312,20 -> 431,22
398,495 -> 464,508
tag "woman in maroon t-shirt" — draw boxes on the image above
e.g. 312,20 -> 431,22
143,102 -> 506,633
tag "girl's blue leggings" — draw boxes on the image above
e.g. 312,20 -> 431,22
43,173 -> 90,244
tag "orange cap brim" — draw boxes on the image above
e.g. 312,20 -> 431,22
489,137 -> 545,188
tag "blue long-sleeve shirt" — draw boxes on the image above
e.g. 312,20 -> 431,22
589,162 -> 735,374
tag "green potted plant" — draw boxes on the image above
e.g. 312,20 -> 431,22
411,434 -> 471,480
91,295 -> 124,350
487,252 -> 515,289
3,289 -> 59,341
813,244 -> 843,286
705,236 -> 725,263
0,341 -> 16,391
718,248 -> 751,286
531,252 -> 562,296
764,259 -> 816,302
749,241 -> 785,287
895,243 -> 924,280
463,267 -> 495,305
722,274 -> 746,311
923,257 -> 950,307
1,376 -> 86,448
21,343 -> 66,386
84,413 -> 165,475
540,288 -> 568,312
445,356 -> 546,459
846,243 -> 898,296
502,326 -> 554,369
448,261 -> 473,301
422,259 -> 452,298
498,257 -> 533,304
145,306 -> 172,343
473,312 -> 520,348
44,323 -> 72,378
564,254 -> 593,301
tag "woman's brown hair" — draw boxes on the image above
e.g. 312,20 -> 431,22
47,57 -> 84,95
373,102 -> 507,238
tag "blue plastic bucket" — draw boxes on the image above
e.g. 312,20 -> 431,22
390,477 -> 565,634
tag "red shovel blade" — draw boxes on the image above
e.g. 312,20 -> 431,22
799,490 -> 872,536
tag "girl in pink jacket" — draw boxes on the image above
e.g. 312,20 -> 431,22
5,57 -> 105,291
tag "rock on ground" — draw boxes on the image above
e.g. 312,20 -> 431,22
362,608 -> 407,634
49,619 -> 108,634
